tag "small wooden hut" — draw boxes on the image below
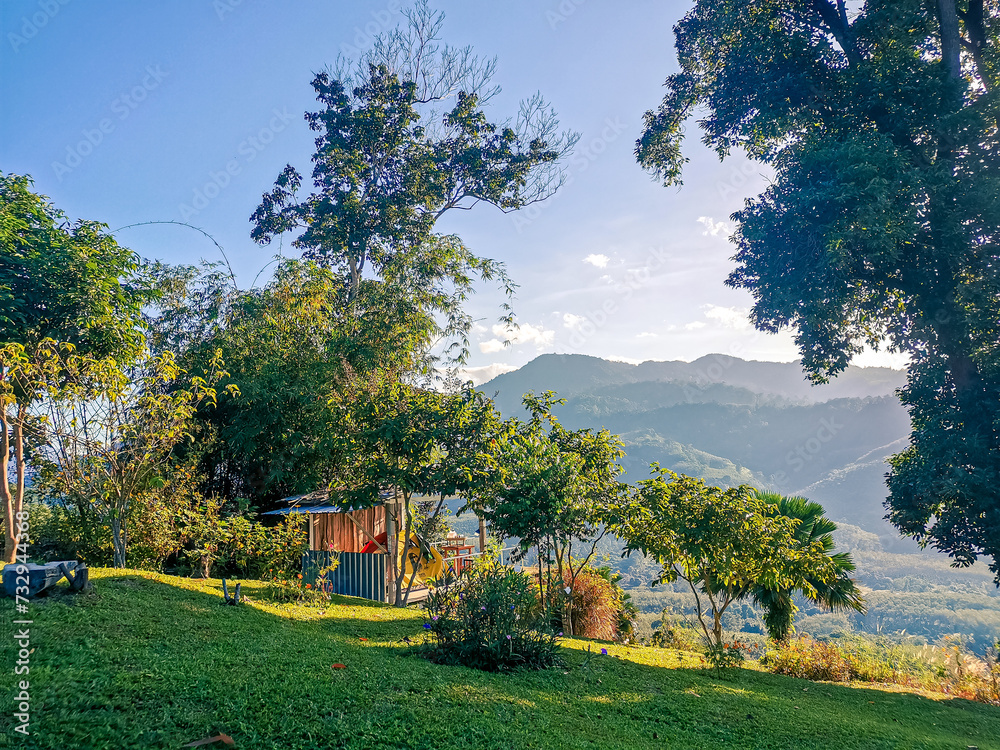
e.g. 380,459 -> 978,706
262,489 -> 395,553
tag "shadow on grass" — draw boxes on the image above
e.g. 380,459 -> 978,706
8,571 -> 1000,750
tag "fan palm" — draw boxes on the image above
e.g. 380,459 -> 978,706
747,491 -> 866,642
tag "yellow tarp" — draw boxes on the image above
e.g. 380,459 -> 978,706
396,532 -> 444,588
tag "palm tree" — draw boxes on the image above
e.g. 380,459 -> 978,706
748,491 -> 866,642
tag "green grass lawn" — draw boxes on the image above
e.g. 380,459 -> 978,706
4,569 -> 999,749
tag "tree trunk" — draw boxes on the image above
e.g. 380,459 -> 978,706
110,514 -> 127,569
937,0 -> 962,81
1,408 -> 18,564
385,500 -> 397,604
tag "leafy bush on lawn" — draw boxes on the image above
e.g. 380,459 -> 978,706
23,478 -> 307,580
423,561 -> 561,672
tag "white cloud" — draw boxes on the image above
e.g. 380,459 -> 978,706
562,313 -> 586,330
583,253 -> 610,268
685,321 -> 707,331
636,331 -> 657,339
478,322 -> 555,354
702,304 -> 752,330
459,363 -> 517,385
697,216 -> 731,237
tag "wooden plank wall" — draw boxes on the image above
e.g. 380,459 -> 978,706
311,505 -> 387,553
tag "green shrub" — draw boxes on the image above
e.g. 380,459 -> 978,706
423,562 -> 561,672
646,608 -> 704,651
763,637 -> 853,682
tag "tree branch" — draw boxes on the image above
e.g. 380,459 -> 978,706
810,0 -> 861,65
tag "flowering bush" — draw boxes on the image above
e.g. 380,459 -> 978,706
423,562 -> 561,672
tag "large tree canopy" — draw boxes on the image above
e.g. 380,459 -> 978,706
251,2 -> 576,369
638,0 -> 1000,580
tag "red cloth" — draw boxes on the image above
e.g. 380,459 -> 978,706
360,531 -> 388,554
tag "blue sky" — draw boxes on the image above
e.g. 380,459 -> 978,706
0,0 -> 906,382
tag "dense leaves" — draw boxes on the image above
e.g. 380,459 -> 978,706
638,1 -> 1000,578
0,173 -> 153,562
749,491 -> 866,642
466,392 -> 626,634
610,470 -> 843,646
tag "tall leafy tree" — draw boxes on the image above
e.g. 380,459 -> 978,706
149,258 -> 440,504
328,376 -> 504,605
251,2 -> 576,370
0,173 -> 152,562
637,1 -> 1000,580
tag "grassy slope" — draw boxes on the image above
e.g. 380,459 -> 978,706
4,570 -> 998,750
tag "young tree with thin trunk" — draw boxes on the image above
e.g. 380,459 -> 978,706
29,343 -> 230,568
0,172 -> 152,563
610,469 -> 840,647
329,376 -> 503,606
468,392 -> 626,636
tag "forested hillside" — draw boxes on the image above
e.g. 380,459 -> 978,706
481,353 -> 910,541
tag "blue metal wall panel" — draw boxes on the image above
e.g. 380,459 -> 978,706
302,551 -> 386,602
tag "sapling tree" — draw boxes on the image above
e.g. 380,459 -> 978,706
468,392 -> 626,636
29,342 -> 233,568
328,375 -> 503,605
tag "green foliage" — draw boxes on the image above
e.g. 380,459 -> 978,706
422,561 -> 561,672
636,1 -> 1000,578
750,491 -> 866,642
9,569 -> 1000,748
329,375 -> 504,605
26,342 -> 230,568
250,4 -> 575,369
611,470 -> 841,646
0,172 -> 152,356
0,172 -> 154,563
469,391 -> 626,634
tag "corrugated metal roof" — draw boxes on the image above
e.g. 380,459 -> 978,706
261,505 -> 345,516
262,488 -> 400,515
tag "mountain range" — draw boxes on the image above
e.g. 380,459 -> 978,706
480,353 -> 915,550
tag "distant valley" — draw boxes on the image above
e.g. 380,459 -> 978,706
481,353 -> 911,547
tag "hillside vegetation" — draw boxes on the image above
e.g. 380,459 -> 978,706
478,354 -> 1000,649
6,570 -> 999,750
